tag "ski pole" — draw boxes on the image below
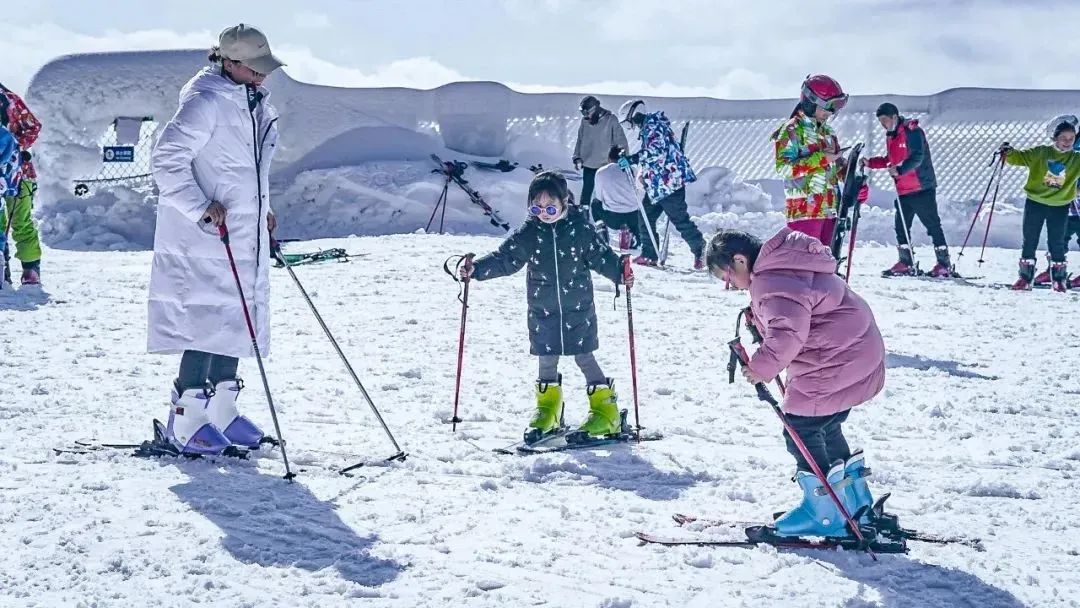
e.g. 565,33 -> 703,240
958,151 -> 1005,262
271,240 -> 407,470
621,164 -> 662,261
977,158 -> 1006,265
726,337 -> 875,560
623,256 -> 642,438
217,223 -> 295,481
447,253 -> 474,432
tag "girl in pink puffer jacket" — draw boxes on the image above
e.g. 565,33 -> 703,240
704,227 -> 887,538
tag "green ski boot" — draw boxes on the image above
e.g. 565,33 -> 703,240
525,375 -> 563,444
578,379 -> 622,437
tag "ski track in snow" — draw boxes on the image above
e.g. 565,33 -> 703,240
0,236 -> 1077,607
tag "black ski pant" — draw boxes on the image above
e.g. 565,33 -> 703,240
595,208 -> 645,246
638,187 -> 705,261
1062,214 -> 1080,251
895,188 -> 947,248
1021,199 -> 1069,262
580,167 -> 599,222
783,410 -> 851,473
177,350 -> 239,392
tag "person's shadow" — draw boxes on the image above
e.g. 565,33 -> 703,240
169,464 -> 403,587
886,353 -> 998,380
521,446 -> 710,500
0,286 -> 55,311
820,551 -> 1028,608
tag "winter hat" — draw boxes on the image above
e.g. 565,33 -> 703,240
875,102 -> 900,117
216,24 -> 285,75
1047,114 -> 1078,139
579,95 -> 600,112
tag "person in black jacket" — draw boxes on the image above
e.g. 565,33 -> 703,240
461,171 -> 633,441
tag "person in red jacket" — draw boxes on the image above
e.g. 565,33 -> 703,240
862,103 -> 954,278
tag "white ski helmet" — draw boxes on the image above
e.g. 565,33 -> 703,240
1046,114 -> 1078,140
618,99 -> 647,124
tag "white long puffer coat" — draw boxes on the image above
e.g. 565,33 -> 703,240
147,66 -> 279,358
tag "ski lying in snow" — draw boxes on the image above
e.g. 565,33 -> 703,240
492,425 -> 574,455
527,164 -> 582,181
273,248 -> 360,267
635,526 -> 907,553
881,269 -> 982,283
471,159 -> 518,173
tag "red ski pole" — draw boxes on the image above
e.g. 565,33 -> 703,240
449,254 -> 474,432
217,222 -> 295,481
958,152 -> 1005,262
623,257 -> 642,438
727,338 -> 876,560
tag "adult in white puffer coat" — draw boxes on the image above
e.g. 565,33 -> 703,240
147,24 -> 283,455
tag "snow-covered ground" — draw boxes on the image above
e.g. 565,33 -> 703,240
1,237 -> 1077,607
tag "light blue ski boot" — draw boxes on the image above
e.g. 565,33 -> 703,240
773,462 -> 858,538
843,450 -> 874,524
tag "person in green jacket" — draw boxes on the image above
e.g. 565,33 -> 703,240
1000,114 -> 1080,291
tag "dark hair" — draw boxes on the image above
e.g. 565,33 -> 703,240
875,102 -> 899,118
1053,121 -> 1077,139
528,171 -> 574,206
608,145 -> 623,162
704,229 -> 763,272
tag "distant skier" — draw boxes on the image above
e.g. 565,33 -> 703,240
862,102 -> 954,277
1000,114 -> 1080,291
0,82 -> 43,286
148,24 -> 285,455
704,227 -> 887,539
573,95 -> 628,223
618,99 -> 705,268
591,145 -> 645,249
459,171 -> 634,442
771,74 -> 850,245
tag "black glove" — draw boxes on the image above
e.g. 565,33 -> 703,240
19,150 -> 31,163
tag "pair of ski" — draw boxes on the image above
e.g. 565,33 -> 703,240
637,495 -> 984,553
493,409 -> 662,455
53,419 -> 274,460
431,154 -> 512,232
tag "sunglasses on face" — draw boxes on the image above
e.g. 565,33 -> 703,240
529,204 -> 561,216
580,106 -> 596,116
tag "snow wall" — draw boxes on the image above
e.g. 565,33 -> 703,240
25,49 -> 1080,251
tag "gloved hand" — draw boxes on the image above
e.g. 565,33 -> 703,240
998,142 -> 1012,159
573,157 -> 583,171
459,257 -> 474,279
617,155 -> 632,170
19,150 -> 31,163
857,183 -> 870,204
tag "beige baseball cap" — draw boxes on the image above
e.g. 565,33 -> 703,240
217,24 -> 284,75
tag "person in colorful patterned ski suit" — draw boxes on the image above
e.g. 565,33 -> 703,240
1001,114 -> 1080,292
616,99 -> 705,269
863,102 -> 955,278
0,83 -> 43,286
771,75 -> 850,246
460,171 -> 633,441
704,227 -> 886,538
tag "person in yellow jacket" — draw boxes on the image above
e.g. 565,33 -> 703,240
1001,114 -> 1080,292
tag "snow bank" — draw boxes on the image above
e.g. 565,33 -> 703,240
24,50 -> 1078,250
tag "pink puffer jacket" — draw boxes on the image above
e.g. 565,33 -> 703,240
747,228 -> 885,417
